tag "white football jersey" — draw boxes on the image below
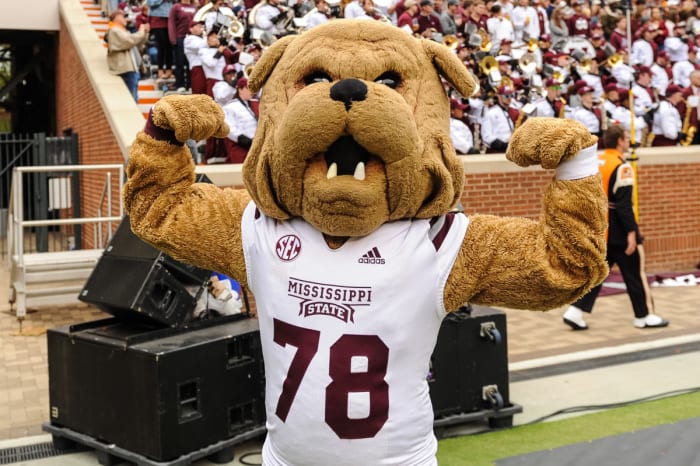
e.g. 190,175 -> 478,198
241,202 -> 469,466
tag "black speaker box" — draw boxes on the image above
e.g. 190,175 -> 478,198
47,316 -> 266,462
429,305 -> 510,418
79,215 -> 211,327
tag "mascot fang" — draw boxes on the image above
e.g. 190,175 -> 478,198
124,20 -> 608,466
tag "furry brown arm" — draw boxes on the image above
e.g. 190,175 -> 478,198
443,118 -> 608,311
444,175 -> 608,311
123,95 -> 251,286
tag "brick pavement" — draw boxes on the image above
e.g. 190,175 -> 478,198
1,259 -> 698,441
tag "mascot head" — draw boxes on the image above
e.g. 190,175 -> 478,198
244,20 -> 479,237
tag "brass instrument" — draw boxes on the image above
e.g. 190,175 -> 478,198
478,55 -> 503,88
500,75 -> 513,89
607,53 -> 622,68
194,2 -> 245,40
527,37 -> 538,53
579,57 -> 592,74
645,130 -> 655,147
479,55 -> 498,75
442,34 -> 460,51
478,29 -> 492,53
518,53 -> 537,76
681,98 -> 697,146
243,63 -> 255,80
558,97 -> 567,118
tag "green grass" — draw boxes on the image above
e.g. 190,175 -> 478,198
436,389 -> 700,466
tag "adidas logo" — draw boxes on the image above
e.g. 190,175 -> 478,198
358,247 -> 385,264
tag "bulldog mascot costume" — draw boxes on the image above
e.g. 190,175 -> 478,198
124,20 -> 608,466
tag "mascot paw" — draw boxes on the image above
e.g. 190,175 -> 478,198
506,118 -> 598,170
151,95 -> 229,143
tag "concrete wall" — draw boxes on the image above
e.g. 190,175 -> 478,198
56,0 -> 700,273
1,0 -> 60,31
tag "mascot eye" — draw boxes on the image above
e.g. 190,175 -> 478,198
374,72 -> 401,89
303,71 -> 332,85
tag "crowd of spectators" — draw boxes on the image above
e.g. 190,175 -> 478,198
104,0 -> 700,162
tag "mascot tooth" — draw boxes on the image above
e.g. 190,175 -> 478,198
124,20 -> 608,466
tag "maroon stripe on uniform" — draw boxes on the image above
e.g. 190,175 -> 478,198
431,213 -> 455,251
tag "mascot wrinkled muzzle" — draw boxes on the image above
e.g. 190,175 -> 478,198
243,20 -> 479,237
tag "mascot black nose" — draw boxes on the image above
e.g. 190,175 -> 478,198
330,79 -> 368,111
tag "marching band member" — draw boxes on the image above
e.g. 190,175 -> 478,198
650,84 -> 684,146
481,84 -> 518,153
449,99 -> 476,154
534,78 -> 565,118
611,89 -> 647,147
306,0 -> 331,29
212,63 -> 237,106
255,0 -> 292,36
571,85 -> 601,138
651,50 -> 672,97
631,65 -> 658,122
222,76 -> 259,163
184,20 -> 207,95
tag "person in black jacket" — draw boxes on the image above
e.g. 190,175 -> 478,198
562,124 -> 669,330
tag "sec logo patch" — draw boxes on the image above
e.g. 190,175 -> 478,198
276,234 -> 302,261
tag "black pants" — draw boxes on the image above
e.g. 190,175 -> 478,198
572,242 -> 652,319
153,28 -> 173,71
173,37 -> 189,89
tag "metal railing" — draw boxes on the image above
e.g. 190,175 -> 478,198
7,164 -> 124,319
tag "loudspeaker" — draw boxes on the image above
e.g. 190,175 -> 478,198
47,316 -> 266,462
429,305 -> 510,418
79,215 -> 211,327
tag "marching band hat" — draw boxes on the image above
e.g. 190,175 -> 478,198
636,65 -> 652,75
545,77 -> 561,87
657,50 -> 670,60
497,85 -> 515,95
450,98 -> 469,110
222,64 -> 237,78
577,85 -> 594,95
189,19 -> 204,28
540,33 -> 551,42
236,76 -> 249,89
666,84 -> 683,95
496,54 -> 512,62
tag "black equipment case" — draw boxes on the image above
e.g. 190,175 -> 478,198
429,305 -> 515,424
78,215 -> 211,328
47,315 -> 266,462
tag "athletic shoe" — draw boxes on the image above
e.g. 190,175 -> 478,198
563,305 -> 588,330
634,314 -> 669,328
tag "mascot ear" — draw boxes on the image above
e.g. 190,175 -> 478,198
421,39 -> 479,98
248,35 -> 297,93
